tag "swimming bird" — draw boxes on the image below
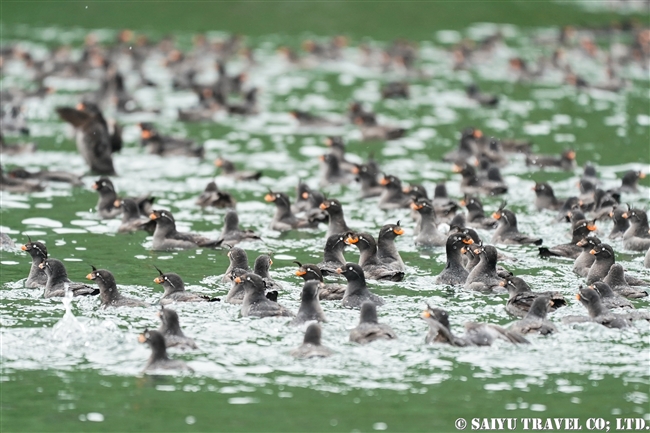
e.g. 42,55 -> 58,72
603,264 -> 648,299
460,195 -> 497,229
290,323 -> 334,359
237,273 -> 295,318
464,245 -> 505,293
337,263 -> 385,309
264,191 -> 319,231
215,157 -> 262,181
138,329 -> 193,372
508,296 -> 557,335
153,267 -> 219,304
195,181 -> 236,209
21,237 -> 48,288
217,210 -> 260,245
114,198 -> 156,234
87,266 -> 149,308
290,281 -> 327,326
491,203 -> 543,245
622,208 -> 650,251
39,259 -> 99,298
436,232 -> 474,286
573,236 -> 601,277
376,221 -> 406,272
421,306 -> 529,346
378,174 -> 412,210
539,219 -> 596,258
590,282 -> 634,310
294,261 -> 346,300
319,198 -> 352,238
562,287 -> 631,329
138,122 -> 204,157
157,307 -> 198,349
349,301 -> 397,344
410,199 -> 447,247
503,275 -> 566,317
317,234 -> 348,276
344,232 -> 404,281
525,149 -> 576,171
149,209 -> 222,251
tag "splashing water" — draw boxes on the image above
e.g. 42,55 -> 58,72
51,283 -> 87,342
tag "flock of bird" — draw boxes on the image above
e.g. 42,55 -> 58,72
1,22 -> 649,373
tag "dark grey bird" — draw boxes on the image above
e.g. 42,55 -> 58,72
410,199 -> 447,247
217,210 -> 260,246
317,233 -> 348,276
195,181 -> 236,209
289,281 -> 327,326
349,301 -> 397,344
622,209 -> 650,252
157,307 -> 198,350
508,296 -> 558,335
21,237 -> 48,288
319,198 -> 352,239
378,174 -> 412,210
264,191 -> 319,231
337,263 -> 385,309
464,245 -> 505,292
86,267 -> 149,308
573,236 -> 601,277
376,221 -> 406,272
138,329 -> 193,372
590,282 -> 634,310
503,276 -> 566,318
290,323 -> 334,359
532,182 -> 563,211
149,209 -> 222,251
215,157 -> 262,181
436,232 -> 474,286
562,287 -> 631,329
294,262 -> 346,300
39,259 -> 99,298
114,198 -> 156,234
491,203 -> 543,245
153,267 -> 219,304
603,264 -> 648,299
421,306 -> 529,346
608,205 -> 630,239
237,273 -> 295,318
344,232 -> 404,281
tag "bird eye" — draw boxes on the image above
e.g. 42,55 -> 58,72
164,276 -> 168,281
276,194 -> 280,198
348,266 -> 352,270
246,277 -> 251,281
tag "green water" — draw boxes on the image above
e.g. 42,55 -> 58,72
2,2 -> 650,432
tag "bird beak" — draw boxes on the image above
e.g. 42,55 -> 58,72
499,280 -> 505,286
319,202 -> 328,210
86,273 -> 95,280
393,227 -> 404,236
621,213 -> 628,219
451,164 -> 462,173
461,238 -> 474,245
21,245 -> 27,251
149,213 -> 158,220
154,277 -> 164,284
137,334 -> 147,343
141,130 -> 152,139
344,235 -> 359,245
234,276 -> 242,284
575,294 -> 581,301
38,262 -> 45,269
295,270 -> 307,276
91,183 -> 98,190
301,192 -> 309,199
264,194 -> 275,202
379,177 -> 389,186
492,212 -> 501,220
589,249 -> 597,255
587,223 -> 597,231
336,268 -> 342,274
421,310 -> 431,319
214,158 -> 223,167
114,199 -> 121,208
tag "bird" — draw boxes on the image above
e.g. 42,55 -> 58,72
264,191 -> 319,231
39,259 -> 99,298
421,306 -> 529,346
318,154 -> 353,187
294,261 -> 346,300
7,167 -> 83,186
525,149 -> 576,171
464,245 -> 505,292
508,296 -> 557,335
344,232 -> 404,281
289,281 -> 327,326
452,163 -> 507,196
491,203 -> 543,245
222,246 -> 252,285
336,263 -> 385,309
378,175 -> 412,210
376,221 -> 406,273
608,205 -> 630,239
562,287 -> 631,329
21,237 -> 48,288
195,181 -> 236,209
466,84 -> 498,107
317,234 -> 349,276
615,170 -> 645,193
622,209 -> 650,251
319,198 -> 352,239
352,163 -> 384,199
460,195 -> 497,229
410,199 -> 447,247
153,266 -> 219,304
603,264 -> 648,299
92,177 -> 154,220
236,273 -> 295,318
217,210 -> 260,245
149,209 -> 222,251
532,182 -> 563,211
56,102 -> 117,175
86,266 -> 149,308
138,329 -> 193,372
573,236 -> 601,277
138,122 -> 204,157
590,282 -> 634,310
157,307 -> 198,349
290,323 -> 334,359
114,198 -> 156,234
349,301 -> 397,344
503,275 -> 566,317
539,219 -> 596,258
253,254 -> 283,292
436,232 -> 474,286
214,157 -> 262,181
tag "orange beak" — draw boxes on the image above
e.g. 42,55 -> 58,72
138,334 -> 147,343
492,212 -> 501,220
264,194 -> 275,202
295,270 -> 307,276
335,268 -> 343,274
154,277 -> 163,284
234,276 -> 242,284
149,213 -> 158,220
76,103 -> 85,110
86,273 -> 95,280
459,200 -> 466,207
461,238 -> 474,245
269,259 -> 273,267
499,280 -> 505,286
345,235 -> 359,245
621,213 -> 628,219
473,129 -> 483,138
318,155 -> 325,162
451,164 -> 462,173
91,183 -> 98,190
640,172 -> 646,179
589,249 -> 597,255
301,192 -> 309,200
460,247 -> 467,254
351,166 -> 359,174
421,310 -> 431,319
379,177 -> 389,186
21,245 -> 27,251
393,227 -> 404,236
114,199 -> 121,208
575,294 -> 581,301
319,202 -> 329,210
410,202 -> 423,210
324,137 -> 332,146
214,158 -> 223,167
39,262 -> 45,269
141,130 -> 152,139
587,223 -> 597,231
567,150 -> 576,160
